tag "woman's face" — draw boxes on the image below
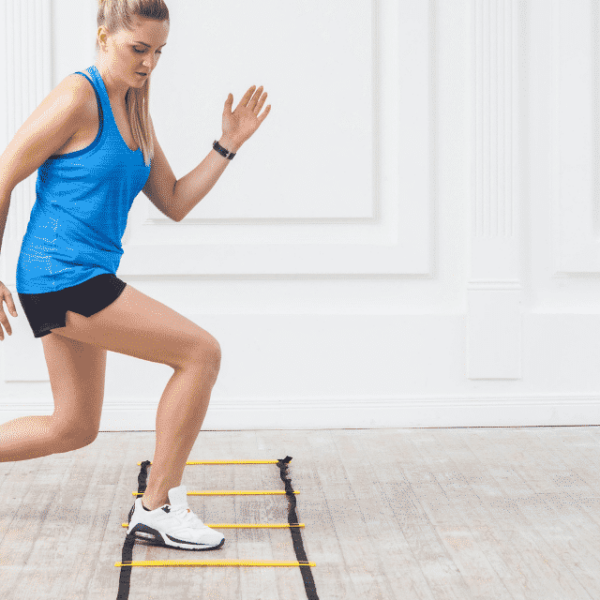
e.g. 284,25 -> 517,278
99,16 -> 169,86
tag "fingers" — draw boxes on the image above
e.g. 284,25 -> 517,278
0,287 -> 18,340
0,308 -> 13,340
242,85 -> 258,105
6,294 -> 17,318
243,85 -> 267,110
252,87 -> 267,112
254,89 -> 268,113
258,104 -> 272,123
249,86 -> 263,110
236,85 -> 272,123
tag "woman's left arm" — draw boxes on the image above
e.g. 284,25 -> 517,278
172,84 -> 271,222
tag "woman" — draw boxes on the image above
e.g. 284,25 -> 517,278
0,0 -> 270,551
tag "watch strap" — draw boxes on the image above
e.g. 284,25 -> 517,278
213,140 -> 236,160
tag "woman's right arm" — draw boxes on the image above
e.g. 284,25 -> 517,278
0,74 -> 92,250
0,74 -> 91,338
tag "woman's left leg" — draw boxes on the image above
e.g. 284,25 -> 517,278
48,282 -> 222,509
140,350 -> 221,509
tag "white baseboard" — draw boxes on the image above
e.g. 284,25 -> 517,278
1,394 -> 599,430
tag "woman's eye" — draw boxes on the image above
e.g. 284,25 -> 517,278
134,48 -> 162,54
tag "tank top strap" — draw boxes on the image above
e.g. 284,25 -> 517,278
72,67 -> 105,138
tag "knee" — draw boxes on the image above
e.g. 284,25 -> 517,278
54,434 -> 97,453
51,419 -> 98,452
187,335 -> 221,372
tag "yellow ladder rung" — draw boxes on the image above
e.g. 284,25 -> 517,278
137,460 -> 289,466
132,490 -> 299,497
115,560 -> 316,568
122,522 -> 304,528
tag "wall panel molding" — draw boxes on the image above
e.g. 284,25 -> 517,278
1,0 -> 52,383
1,0 -> 52,283
467,0 -> 523,379
117,0 -> 434,277
552,0 -> 600,272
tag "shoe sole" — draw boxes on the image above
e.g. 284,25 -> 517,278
128,522 -> 225,550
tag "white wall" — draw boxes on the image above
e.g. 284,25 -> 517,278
1,0 -> 599,431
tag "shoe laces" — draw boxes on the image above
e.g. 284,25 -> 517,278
170,504 -> 206,528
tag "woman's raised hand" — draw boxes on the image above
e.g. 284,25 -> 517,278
0,281 -> 18,340
222,85 -> 271,149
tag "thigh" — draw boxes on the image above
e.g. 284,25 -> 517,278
41,333 -> 107,440
47,283 -> 220,369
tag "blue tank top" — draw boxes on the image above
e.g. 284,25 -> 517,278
16,64 -> 152,294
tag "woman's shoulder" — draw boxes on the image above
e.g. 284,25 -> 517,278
62,70 -> 97,106
0,73 -> 95,194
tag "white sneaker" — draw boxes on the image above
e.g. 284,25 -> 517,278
127,484 -> 225,550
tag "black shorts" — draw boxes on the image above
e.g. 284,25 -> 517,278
18,273 -> 127,339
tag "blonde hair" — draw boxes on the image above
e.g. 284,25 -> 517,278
96,0 -> 169,167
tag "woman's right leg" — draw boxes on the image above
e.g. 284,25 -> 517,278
0,333 -> 108,462
0,415 -> 80,462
